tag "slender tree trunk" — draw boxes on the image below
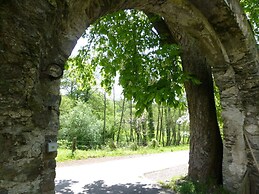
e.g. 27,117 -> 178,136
166,107 -> 171,146
123,119 -> 129,143
141,117 -> 147,146
116,97 -> 126,144
103,91 -> 107,144
133,117 -> 138,143
160,106 -> 164,146
182,122 -> 188,144
129,99 -> 134,142
147,104 -> 155,140
176,109 -> 182,145
156,105 -> 160,141
113,87 -> 116,128
176,125 -> 182,145
135,119 -> 141,145
170,109 -> 177,145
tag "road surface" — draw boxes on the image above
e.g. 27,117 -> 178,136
55,150 -> 189,193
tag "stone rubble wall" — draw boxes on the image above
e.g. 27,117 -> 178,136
0,1 -> 62,193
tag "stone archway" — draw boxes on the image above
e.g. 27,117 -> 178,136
0,0 -> 258,193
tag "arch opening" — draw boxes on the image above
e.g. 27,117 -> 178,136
57,8 -> 224,193
58,7 -> 191,161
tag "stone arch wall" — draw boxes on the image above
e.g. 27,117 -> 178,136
0,0 -> 258,193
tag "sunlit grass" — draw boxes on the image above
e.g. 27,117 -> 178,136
160,176 -> 231,194
56,144 -> 189,162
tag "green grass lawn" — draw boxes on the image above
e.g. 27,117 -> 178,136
56,144 -> 189,162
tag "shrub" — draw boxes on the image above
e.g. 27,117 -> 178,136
59,101 -> 103,149
58,139 -> 71,149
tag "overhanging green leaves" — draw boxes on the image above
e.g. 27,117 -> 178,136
69,9 -> 189,115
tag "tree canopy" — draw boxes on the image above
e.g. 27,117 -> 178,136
66,10 -> 190,115
240,0 -> 259,43
65,0 -> 258,106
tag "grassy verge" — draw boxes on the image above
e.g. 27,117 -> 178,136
160,176 -> 231,194
56,144 -> 189,162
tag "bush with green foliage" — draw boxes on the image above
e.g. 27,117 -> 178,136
59,99 -> 103,149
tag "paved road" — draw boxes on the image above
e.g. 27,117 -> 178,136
55,150 -> 189,194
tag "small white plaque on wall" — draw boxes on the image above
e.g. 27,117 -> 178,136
47,142 -> 58,152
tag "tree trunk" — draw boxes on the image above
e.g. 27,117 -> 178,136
113,86 -> 116,134
129,99 -> 134,142
176,124 -> 182,145
135,118 -> 141,145
141,117 -> 148,146
165,107 -> 171,146
156,104 -> 161,141
176,109 -> 182,145
182,122 -> 188,144
181,43 -> 223,184
116,97 -> 126,144
171,109 -> 177,145
147,104 -> 155,140
160,106 -> 164,146
103,91 -> 107,144
149,16 -> 223,184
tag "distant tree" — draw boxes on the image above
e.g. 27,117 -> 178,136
61,57 -> 96,102
116,97 -> 126,144
103,91 -> 107,144
147,105 -> 155,140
